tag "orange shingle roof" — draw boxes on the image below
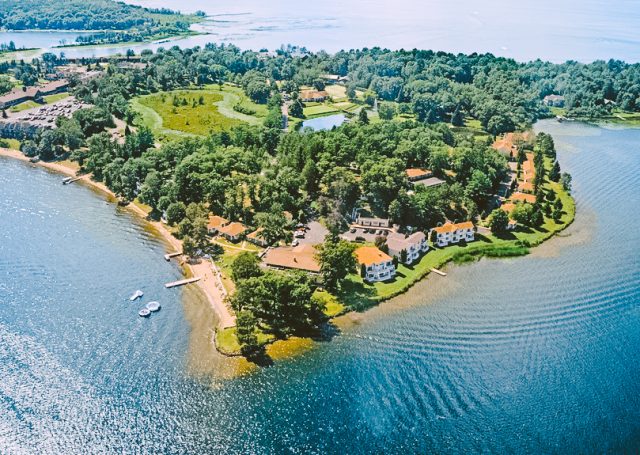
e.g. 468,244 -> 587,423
406,168 -> 432,179
355,246 -> 392,267
207,215 -> 228,230
218,222 -> 248,237
433,221 -> 473,234
263,244 -> 320,272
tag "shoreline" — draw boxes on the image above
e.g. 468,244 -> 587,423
0,147 -> 235,330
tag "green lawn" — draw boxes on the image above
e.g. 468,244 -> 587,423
303,103 -> 341,118
9,100 -> 40,112
43,93 -> 70,104
215,326 -> 276,356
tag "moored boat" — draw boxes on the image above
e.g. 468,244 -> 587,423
146,301 -> 161,312
138,308 -> 151,317
129,290 -> 144,301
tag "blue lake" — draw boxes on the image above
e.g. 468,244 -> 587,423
3,0 -> 640,62
1,120 -> 639,453
301,114 -> 346,131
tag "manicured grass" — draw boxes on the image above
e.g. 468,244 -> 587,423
43,93 -> 70,104
324,84 -> 347,100
303,103 -> 341,118
9,100 -> 40,112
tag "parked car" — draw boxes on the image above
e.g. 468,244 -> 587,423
350,227 -> 356,233
292,239 -> 299,246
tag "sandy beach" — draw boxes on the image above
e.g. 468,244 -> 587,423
0,147 -> 236,329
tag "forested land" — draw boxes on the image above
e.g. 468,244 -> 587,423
0,44 -> 614,354
0,0 -> 202,45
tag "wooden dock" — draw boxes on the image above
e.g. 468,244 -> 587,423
164,252 -> 182,261
165,277 -> 201,288
430,268 -> 447,276
63,176 -> 83,185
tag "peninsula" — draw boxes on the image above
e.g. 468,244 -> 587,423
10,39 -> 634,360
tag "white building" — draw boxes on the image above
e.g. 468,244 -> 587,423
431,221 -> 475,247
356,216 -> 390,228
355,246 -> 396,282
386,231 -> 429,264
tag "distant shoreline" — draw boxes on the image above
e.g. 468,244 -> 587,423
0,147 -> 235,330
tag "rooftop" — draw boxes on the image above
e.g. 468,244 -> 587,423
355,246 -> 392,266
262,244 -> 320,272
406,168 -> 433,179
207,215 -> 229,231
510,192 -> 537,204
218,222 -> 248,237
432,221 -> 474,234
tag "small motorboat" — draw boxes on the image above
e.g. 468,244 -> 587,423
129,290 -> 144,301
146,301 -> 161,312
138,308 -> 151,317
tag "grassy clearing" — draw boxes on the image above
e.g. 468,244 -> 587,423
131,85 -> 267,140
136,90 -> 242,135
43,93 -> 70,104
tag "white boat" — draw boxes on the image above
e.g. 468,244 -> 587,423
138,308 -> 151,317
129,290 -> 143,301
146,301 -> 161,312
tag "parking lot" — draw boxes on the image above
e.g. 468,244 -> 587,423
294,220 -> 329,245
340,226 -> 390,243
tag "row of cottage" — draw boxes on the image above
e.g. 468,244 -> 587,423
206,212 -> 475,283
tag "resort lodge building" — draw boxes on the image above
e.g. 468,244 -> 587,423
431,221 -> 475,247
386,231 -> 429,264
207,215 -> 229,235
355,246 -> 396,282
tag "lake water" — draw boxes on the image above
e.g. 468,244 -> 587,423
1,120 -> 639,453
2,0 -> 640,62
301,114 -> 346,131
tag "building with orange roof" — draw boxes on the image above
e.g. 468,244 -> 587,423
431,221 -> 475,247
217,222 -> 248,242
299,90 -> 329,102
355,246 -> 395,282
405,168 -> 434,181
207,215 -> 229,234
247,228 -> 268,247
262,244 -> 320,273
510,192 -> 537,204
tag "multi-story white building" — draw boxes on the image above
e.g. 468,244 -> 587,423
386,231 -> 429,264
431,221 -> 475,247
355,246 -> 396,282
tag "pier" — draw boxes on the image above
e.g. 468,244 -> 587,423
165,277 -> 201,288
164,252 -> 182,261
62,176 -> 83,185
430,268 -> 447,276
